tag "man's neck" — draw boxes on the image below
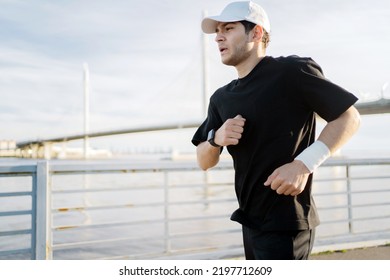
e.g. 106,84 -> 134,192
236,51 -> 266,79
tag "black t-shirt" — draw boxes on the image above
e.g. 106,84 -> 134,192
192,56 -> 358,231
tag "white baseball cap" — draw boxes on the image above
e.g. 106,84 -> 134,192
201,1 -> 271,34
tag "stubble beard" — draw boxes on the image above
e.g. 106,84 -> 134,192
221,42 -> 251,67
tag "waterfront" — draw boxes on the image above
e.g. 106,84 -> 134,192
1,156 -> 389,259
3,105 -> 390,260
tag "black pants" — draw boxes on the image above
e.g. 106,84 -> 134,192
242,226 -> 315,260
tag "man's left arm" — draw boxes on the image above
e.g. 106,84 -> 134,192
317,106 -> 361,154
264,106 -> 361,196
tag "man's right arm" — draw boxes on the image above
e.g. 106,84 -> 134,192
196,114 -> 246,170
196,142 -> 221,170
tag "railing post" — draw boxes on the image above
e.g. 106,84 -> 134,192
163,171 -> 171,253
346,164 -> 354,234
35,161 -> 52,259
203,170 -> 210,208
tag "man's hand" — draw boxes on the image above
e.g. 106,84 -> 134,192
264,160 -> 310,196
215,115 -> 246,146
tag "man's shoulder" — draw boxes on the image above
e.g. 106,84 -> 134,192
209,82 -> 232,102
270,55 -> 317,67
269,55 -> 323,74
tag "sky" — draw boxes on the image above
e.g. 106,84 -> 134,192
1,0 -> 390,155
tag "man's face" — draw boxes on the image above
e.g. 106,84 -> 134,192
215,22 -> 253,66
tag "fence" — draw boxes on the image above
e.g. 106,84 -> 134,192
0,158 -> 390,259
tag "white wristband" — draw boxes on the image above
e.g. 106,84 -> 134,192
295,140 -> 331,173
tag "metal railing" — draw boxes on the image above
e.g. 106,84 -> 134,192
0,158 -> 390,259
0,163 -> 48,259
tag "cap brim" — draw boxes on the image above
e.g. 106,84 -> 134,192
201,16 -> 244,34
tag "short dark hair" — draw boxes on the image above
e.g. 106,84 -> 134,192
239,20 -> 270,49
239,20 -> 256,33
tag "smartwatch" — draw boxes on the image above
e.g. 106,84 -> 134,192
207,129 -> 221,148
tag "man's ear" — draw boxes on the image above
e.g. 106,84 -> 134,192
252,25 -> 264,42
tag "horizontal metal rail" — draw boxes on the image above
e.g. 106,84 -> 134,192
1,157 -> 390,259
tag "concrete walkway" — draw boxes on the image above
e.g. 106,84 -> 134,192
310,245 -> 390,260
310,232 -> 390,260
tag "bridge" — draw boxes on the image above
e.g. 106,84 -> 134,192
354,97 -> 390,115
3,98 -> 390,159
11,121 -> 202,159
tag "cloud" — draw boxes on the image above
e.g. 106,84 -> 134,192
0,0 -> 211,142
1,0 -> 390,151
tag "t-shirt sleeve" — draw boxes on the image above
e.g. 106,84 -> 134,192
295,58 -> 358,122
191,98 -> 223,146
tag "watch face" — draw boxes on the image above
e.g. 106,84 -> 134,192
207,129 -> 220,147
207,129 -> 215,141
